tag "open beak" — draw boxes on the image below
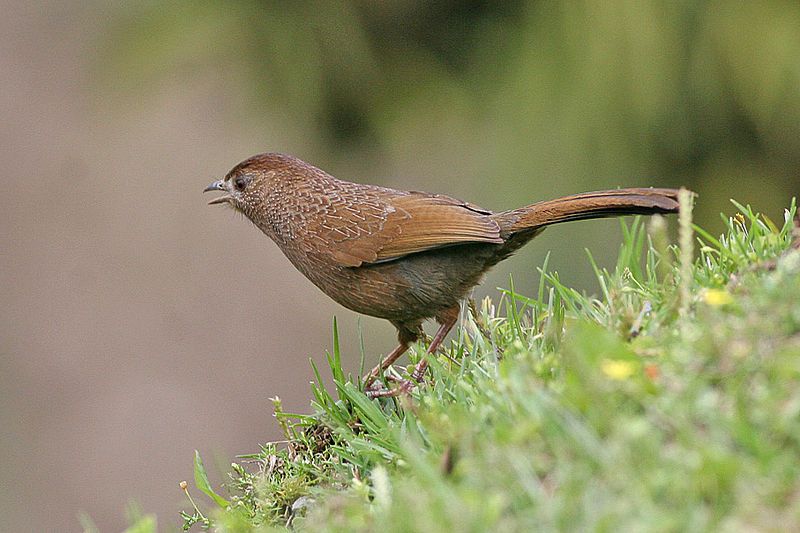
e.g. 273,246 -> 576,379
204,180 -> 231,205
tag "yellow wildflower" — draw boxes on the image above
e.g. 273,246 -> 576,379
703,288 -> 734,307
601,359 -> 636,380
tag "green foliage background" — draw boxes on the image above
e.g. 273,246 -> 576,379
104,0 -> 799,231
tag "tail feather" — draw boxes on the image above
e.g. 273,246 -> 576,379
494,188 -> 682,234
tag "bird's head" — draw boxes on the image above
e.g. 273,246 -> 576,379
204,152 -> 316,218
204,154 -> 268,215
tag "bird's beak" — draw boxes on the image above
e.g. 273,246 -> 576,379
204,180 -> 231,205
204,180 -> 225,192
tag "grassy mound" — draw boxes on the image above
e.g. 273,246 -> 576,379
167,198 -> 799,532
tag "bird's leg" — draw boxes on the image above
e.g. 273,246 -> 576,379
363,322 -> 420,390
363,341 -> 410,388
410,304 -> 460,384
366,307 -> 458,398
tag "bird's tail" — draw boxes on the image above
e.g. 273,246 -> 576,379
493,188 -> 682,234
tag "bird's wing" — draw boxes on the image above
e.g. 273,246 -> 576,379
371,193 -> 503,262
304,188 -> 503,267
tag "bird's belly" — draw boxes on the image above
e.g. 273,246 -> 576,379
297,243 -> 501,322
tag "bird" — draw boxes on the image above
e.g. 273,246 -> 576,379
204,153 -> 681,395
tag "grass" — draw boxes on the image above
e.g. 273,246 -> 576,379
124,196 -> 800,532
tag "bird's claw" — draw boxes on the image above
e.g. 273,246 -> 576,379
364,378 -> 416,398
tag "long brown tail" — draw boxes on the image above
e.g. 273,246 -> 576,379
493,188 -> 681,234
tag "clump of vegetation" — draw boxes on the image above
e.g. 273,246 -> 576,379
161,198 -> 799,532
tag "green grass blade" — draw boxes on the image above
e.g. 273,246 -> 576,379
193,450 -> 230,509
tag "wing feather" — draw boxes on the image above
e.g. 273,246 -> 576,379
302,187 -> 502,267
372,194 -> 502,261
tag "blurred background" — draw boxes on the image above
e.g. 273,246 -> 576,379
1,1 -> 798,530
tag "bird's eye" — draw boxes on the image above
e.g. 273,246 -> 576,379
233,176 -> 249,191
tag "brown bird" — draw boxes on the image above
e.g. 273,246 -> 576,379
205,153 -> 681,395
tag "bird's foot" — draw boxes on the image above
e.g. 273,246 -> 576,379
364,378 -> 416,398
410,362 -> 428,383
362,365 -> 404,392
364,359 -> 429,398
